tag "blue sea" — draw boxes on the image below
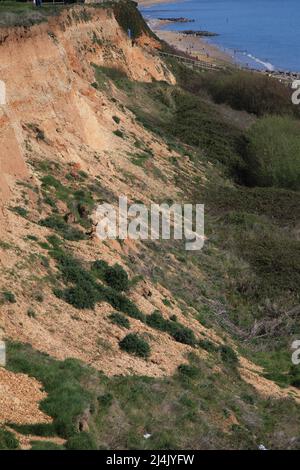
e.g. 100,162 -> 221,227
140,0 -> 300,72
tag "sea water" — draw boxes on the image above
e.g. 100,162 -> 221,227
140,0 -> 300,72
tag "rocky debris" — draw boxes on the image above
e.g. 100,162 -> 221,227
158,17 -> 195,24
182,30 -> 219,37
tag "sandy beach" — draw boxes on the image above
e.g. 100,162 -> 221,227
154,27 -> 234,67
147,19 -> 234,67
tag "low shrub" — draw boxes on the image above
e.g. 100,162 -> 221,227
40,214 -> 86,241
219,345 -> 239,367
55,286 -> 101,310
198,339 -> 219,353
0,428 -> 19,450
1,290 -> 16,304
12,206 -> 28,218
113,129 -> 124,139
103,264 -> 129,292
177,364 -> 199,379
109,312 -> 130,329
27,308 -> 36,318
146,310 -> 168,331
112,115 -> 121,124
146,311 -> 196,346
119,333 -> 150,359
103,287 -> 146,321
93,260 -> 129,291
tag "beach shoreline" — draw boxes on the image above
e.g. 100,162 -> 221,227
146,17 -> 235,68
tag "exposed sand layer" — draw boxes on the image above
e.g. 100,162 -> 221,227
0,368 -> 51,425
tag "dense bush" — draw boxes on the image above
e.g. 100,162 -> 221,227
119,333 -> 150,359
243,116 -> 300,190
55,286 -> 100,310
205,71 -> 296,117
146,311 -> 196,346
53,252 -> 102,309
104,264 -> 129,291
93,260 -> 129,291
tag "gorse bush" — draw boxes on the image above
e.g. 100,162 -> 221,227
119,333 -> 150,359
146,311 -> 196,346
104,264 -> 129,292
51,249 -> 144,317
92,260 -> 129,291
109,312 -> 130,329
243,116 -> 300,190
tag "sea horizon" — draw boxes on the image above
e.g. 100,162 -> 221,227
140,0 -> 300,73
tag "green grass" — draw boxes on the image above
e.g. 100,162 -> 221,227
7,341 -> 92,440
5,340 -> 300,450
243,116 -> 300,190
0,427 -> 19,450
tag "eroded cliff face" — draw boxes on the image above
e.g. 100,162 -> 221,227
0,5 -> 174,214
